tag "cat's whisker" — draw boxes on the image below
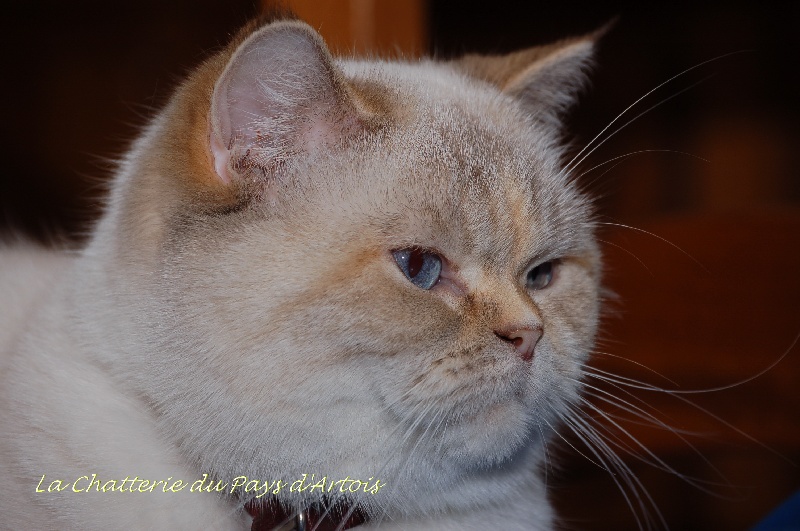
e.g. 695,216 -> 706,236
396,395 -> 441,441
589,351 -> 681,386
275,390 -> 431,528
583,369 -> 673,393
588,332 -> 798,395
578,378 -> 686,435
536,422 -> 552,487
435,415 -> 451,455
565,50 -> 748,176
582,370 -> 726,457
585,408 -> 737,495
577,157 -> 632,194
373,358 -> 454,418
400,402 -> 443,465
541,416 -> 608,474
577,150 -> 709,207
578,150 -> 709,183
576,394 -> 728,492
559,406 -> 664,531
581,375 -> 705,441
566,75 -> 713,176
593,407 -> 699,438
362,401 -> 451,529
596,238 -> 654,276
597,220 -> 708,272
578,387 -> 687,457
581,367 -> 682,410
427,407 -> 451,454
332,503 -> 356,531
658,382 -> 794,464
568,404 -> 650,475
579,341 -> 800,494
374,395 -> 442,471
571,402 -> 671,531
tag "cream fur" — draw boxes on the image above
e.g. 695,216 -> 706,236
0,18 -> 601,530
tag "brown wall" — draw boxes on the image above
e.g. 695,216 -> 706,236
282,0 -> 426,57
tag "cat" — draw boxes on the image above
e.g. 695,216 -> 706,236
0,12 -> 601,530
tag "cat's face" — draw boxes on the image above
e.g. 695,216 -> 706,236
103,19 -> 600,513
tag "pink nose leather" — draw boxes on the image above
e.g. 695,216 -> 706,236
495,327 -> 542,362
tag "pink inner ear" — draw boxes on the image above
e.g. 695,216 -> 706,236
208,21 -> 355,186
210,129 -> 232,184
300,110 -> 348,156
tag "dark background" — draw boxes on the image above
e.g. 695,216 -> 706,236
2,2 -> 798,530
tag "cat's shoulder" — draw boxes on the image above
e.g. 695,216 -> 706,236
0,242 -> 73,298
0,242 -> 74,358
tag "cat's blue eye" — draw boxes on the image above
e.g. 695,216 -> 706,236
393,248 -> 442,290
526,261 -> 554,291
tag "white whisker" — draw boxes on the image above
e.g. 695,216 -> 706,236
589,353 -> 680,386
567,76 -> 713,175
596,238 -> 654,276
577,395 -> 727,493
560,406 -> 665,530
597,221 -> 709,271
564,50 -> 748,175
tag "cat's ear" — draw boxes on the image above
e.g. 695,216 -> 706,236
453,27 -> 607,125
210,21 -> 361,184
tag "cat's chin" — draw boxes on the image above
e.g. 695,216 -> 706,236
436,399 -> 538,467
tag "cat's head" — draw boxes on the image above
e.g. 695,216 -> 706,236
95,17 -> 601,516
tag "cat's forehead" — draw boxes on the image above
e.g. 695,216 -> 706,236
327,60 -> 589,267
343,58 -> 567,191
345,59 -> 549,140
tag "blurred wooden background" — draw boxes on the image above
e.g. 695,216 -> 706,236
1,1 -> 798,529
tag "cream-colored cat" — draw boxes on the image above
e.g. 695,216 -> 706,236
0,15 -> 600,530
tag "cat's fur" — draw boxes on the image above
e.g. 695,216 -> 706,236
0,15 -> 601,530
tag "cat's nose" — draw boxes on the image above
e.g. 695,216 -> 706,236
495,327 -> 542,362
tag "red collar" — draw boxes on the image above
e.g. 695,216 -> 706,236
246,498 -> 368,531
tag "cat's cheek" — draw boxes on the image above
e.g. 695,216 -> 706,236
520,258 -> 597,377
374,261 -> 463,336
431,276 -> 467,304
538,258 -> 599,324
